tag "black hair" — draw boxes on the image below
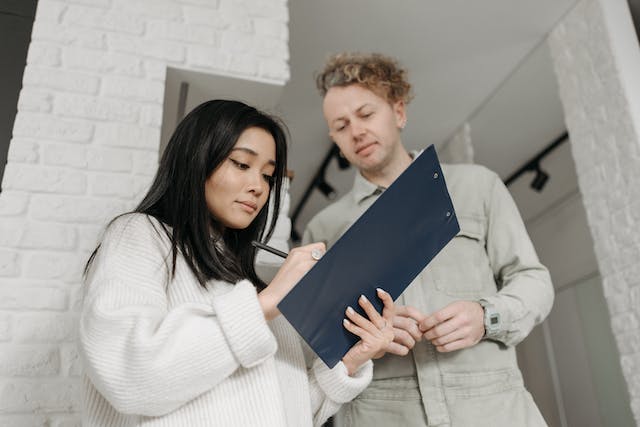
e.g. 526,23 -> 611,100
86,99 -> 288,290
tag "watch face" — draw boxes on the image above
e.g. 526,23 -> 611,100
490,315 -> 499,325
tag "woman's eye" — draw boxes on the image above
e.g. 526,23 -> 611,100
230,159 -> 249,170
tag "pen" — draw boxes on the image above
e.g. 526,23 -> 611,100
251,240 -> 289,259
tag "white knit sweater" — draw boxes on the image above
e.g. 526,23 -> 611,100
79,214 -> 372,426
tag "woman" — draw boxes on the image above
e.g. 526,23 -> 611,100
80,100 -> 395,426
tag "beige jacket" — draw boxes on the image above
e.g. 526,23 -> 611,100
304,162 -> 554,426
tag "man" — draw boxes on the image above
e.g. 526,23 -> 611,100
303,52 -> 554,426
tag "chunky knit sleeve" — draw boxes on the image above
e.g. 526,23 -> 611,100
299,341 -> 372,426
79,214 -> 277,417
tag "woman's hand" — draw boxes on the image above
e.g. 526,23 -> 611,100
258,242 -> 326,321
341,288 -> 395,375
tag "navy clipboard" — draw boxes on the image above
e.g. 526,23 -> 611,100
278,145 -> 460,368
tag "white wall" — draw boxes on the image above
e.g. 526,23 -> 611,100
549,0 -> 640,422
0,0 -> 289,425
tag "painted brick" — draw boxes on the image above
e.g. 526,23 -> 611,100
114,0 -> 183,20
146,21 -> 218,45
102,76 -> 164,103
31,22 -> 107,49
7,139 -> 39,164
26,42 -> 61,67
53,94 -> 140,123
187,46 -> 230,70
0,415 -> 48,427
255,37 -> 289,61
22,67 -> 100,95
140,104 -> 163,127
64,5 -> 144,35
217,1 -> 253,32
43,143 -> 88,169
63,0 -> 111,6
34,1 -> 67,23
229,55 -> 259,77
0,250 -> 21,277
133,175 -> 154,200
132,150 -> 159,175
220,31 -> 255,53
0,346 -> 60,376
183,5 -> 227,26
87,148 -> 133,172
2,163 -> 87,195
143,60 -> 167,81
175,0 -> 220,6
23,253 -> 83,283
249,1 -> 287,20
62,47 -> 143,77
51,417 -> 82,427
90,173 -> 136,199
30,194 -> 128,225
108,33 -> 185,63
259,58 -> 290,81
68,284 -> 83,312
95,123 -> 160,150
0,380 -> 81,412
0,315 -> 10,341
13,114 -> 94,143
0,192 -> 30,217
0,220 -> 75,251
13,313 -> 78,343
76,225 -> 101,252
60,344 -> 82,377
17,88 -> 53,113
253,17 -> 287,39
0,287 -> 68,311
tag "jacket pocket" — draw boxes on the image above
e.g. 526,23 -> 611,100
431,215 -> 492,298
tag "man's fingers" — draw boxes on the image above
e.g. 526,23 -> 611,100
393,316 -> 422,341
393,327 -> 416,349
386,341 -> 410,356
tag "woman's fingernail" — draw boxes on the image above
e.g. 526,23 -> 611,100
360,294 -> 368,302
376,288 -> 386,295
346,306 -> 355,315
343,318 -> 350,326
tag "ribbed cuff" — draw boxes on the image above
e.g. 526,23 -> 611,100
312,358 -> 372,403
212,280 -> 277,368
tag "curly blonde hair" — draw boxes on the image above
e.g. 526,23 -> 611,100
315,52 -> 413,104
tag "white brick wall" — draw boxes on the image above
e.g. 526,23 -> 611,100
0,0 -> 289,424
549,0 -> 640,422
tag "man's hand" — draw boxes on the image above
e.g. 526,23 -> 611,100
383,305 -> 426,356
418,301 -> 485,352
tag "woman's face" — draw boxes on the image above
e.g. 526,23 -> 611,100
322,84 -> 406,176
205,127 -> 276,230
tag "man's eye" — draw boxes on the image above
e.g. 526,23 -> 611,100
230,159 -> 249,170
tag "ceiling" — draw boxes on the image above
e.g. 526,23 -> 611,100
166,1 -> 585,232
276,0 -> 579,230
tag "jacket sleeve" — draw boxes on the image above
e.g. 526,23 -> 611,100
79,214 -> 277,416
481,174 -> 555,346
301,341 -> 372,426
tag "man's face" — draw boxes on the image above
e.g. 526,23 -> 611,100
322,84 -> 406,175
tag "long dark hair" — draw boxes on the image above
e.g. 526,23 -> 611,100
86,100 -> 288,289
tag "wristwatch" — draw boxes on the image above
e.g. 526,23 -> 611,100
478,300 -> 501,338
